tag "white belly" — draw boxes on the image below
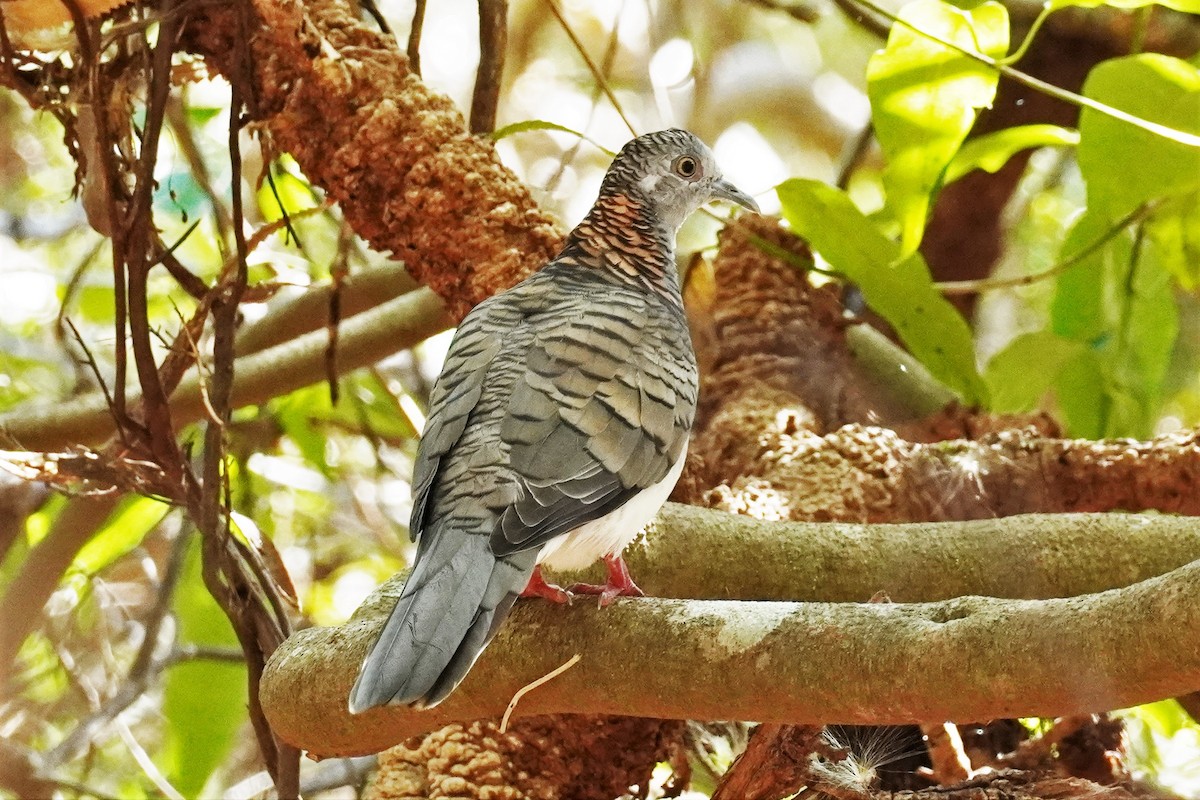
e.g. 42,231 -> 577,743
536,445 -> 687,572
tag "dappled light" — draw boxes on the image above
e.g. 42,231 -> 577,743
0,0 -> 1197,798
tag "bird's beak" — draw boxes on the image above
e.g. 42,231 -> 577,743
710,178 -> 760,213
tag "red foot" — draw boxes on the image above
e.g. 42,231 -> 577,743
567,554 -> 645,608
520,565 -> 572,604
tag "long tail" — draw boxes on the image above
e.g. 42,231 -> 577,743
348,534 -> 536,712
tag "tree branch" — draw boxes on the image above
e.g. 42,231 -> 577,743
613,505 -> 1200,604
0,287 -> 451,451
233,262 -> 418,356
262,539 -> 1200,757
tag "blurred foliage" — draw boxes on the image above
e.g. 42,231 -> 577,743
0,0 -> 1197,797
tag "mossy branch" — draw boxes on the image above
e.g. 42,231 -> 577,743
260,505 -> 1200,757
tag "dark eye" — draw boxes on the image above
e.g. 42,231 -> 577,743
673,155 -> 699,179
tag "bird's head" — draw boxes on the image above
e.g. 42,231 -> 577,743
601,129 -> 759,231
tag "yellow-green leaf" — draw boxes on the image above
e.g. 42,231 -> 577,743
867,0 -> 1010,255
1078,55 -> 1200,220
945,125 -> 1079,184
777,178 -> 987,405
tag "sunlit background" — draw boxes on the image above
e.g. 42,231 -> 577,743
1,0 -> 1198,797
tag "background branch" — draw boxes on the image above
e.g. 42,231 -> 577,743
0,287 -> 452,450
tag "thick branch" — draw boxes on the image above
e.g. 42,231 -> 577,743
262,548 -> 1200,757
613,505 -> 1200,603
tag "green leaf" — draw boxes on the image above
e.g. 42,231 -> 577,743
1078,54 -> 1200,219
777,178 -> 987,405
1050,210 -> 1179,437
945,125 -> 1079,184
1054,349 -> 1107,437
866,0 -> 1010,254
159,535 -> 246,798
490,120 -> 617,157
984,331 -> 1086,412
1145,190 -> 1200,291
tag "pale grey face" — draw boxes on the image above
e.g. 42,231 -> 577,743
606,129 -> 759,231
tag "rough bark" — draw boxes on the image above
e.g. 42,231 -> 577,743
709,724 -> 822,800
607,505 -> 1200,605
183,0 -> 564,320
695,423 -> 1200,523
682,219 -> 1200,525
362,716 -> 683,800
261,552 -> 1200,758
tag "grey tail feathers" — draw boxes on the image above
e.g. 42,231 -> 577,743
348,536 -> 535,712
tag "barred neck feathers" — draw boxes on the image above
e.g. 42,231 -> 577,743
550,129 -> 758,307
559,191 -> 681,305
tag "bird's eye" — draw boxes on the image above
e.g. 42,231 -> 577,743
673,155 -> 700,179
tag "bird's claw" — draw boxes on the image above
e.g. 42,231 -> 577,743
566,554 -> 644,607
565,580 -> 644,608
520,565 -> 573,604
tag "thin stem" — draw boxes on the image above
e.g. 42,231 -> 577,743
544,0 -> 638,137
996,1 -> 1054,67
471,0 -> 507,133
936,199 -> 1161,296
407,0 -> 427,74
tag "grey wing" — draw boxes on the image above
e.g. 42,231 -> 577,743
407,294 -> 513,545
491,288 -> 698,555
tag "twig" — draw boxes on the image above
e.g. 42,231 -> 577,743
115,718 -> 186,800
194,9 -> 300,796
174,307 -> 224,426
164,644 -> 246,665
836,123 -> 875,190
123,0 -> 187,479
41,528 -> 189,773
263,163 -> 305,249
544,0 -> 637,137
935,199 -> 1161,295
64,0 -> 133,431
326,221 -> 356,405
407,0 -> 427,74
470,0 -> 507,133
828,0 -> 891,39
153,222 -> 210,300
741,0 -> 819,24
359,0 -> 392,34
64,318 -> 121,443
500,653 -> 581,733
543,1 -> 622,193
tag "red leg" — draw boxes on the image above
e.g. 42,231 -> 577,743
520,565 -> 572,604
567,554 -> 645,608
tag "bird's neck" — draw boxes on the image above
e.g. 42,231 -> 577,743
558,192 -> 683,307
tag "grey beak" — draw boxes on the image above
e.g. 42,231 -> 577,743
710,177 -> 760,213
